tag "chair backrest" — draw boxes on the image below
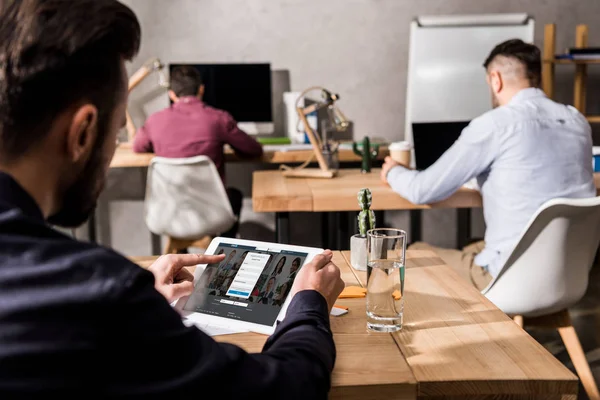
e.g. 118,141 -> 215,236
481,196 -> 600,317
144,155 -> 236,240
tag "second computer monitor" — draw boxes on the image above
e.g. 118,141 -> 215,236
412,121 -> 470,170
169,63 -> 273,135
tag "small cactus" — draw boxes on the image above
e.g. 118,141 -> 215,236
357,188 -> 375,236
352,136 -> 379,173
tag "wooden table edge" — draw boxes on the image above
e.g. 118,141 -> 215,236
339,251 -> 579,398
416,378 -> 578,397
330,382 -> 417,399
111,143 -> 390,168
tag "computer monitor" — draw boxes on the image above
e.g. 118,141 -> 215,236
169,63 -> 273,135
412,121 -> 470,170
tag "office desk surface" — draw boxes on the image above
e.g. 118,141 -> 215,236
342,250 -> 577,399
110,143 -> 389,168
129,250 -> 577,399
252,169 -> 483,213
253,169 -> 600,213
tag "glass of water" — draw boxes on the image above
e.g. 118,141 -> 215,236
366,228 -> 406,332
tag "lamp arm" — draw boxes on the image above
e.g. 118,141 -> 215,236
295,85 -> 326,110
125,111 -> 136,141
128,66 -> 153,91
293,85 -> 333,135
125,58 -> 165,141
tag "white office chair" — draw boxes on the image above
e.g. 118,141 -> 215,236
482,196 -> 600,400
144,155 -> 236,254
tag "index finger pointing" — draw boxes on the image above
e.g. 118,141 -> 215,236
196,254 -> 226,265
168,254 -> 225,270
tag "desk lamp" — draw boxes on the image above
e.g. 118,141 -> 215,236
281,86 -> 349,178
125,57 -> 168,140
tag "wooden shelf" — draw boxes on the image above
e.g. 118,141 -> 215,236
542,23 -> 592,115
544,58 -> 600,65
587,116 -> 600,123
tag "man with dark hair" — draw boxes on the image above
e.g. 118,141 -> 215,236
169,65 -> 206,98
382,39 -> 595,290
482,39 -> 542,89
132,65 -> 263,238
0,1 -> 344,397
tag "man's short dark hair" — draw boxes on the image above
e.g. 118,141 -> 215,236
483,39 -> 541,87
170,66 -> 203,98
0,0 -> 140,161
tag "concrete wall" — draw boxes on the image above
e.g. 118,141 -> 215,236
90,0 -> 600,256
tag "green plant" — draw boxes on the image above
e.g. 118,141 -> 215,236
357,188 -> 375,236
352,136 -> 379,173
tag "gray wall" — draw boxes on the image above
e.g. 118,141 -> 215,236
94,0 -> 600,256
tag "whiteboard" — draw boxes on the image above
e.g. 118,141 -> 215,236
404,13 -> 535,152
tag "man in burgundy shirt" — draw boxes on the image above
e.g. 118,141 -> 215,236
133,66 -> 264,237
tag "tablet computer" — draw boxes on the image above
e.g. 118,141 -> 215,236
174,237 -> 324,335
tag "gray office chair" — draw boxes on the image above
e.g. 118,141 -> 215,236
144,155 -> 236,254
482,196 -> 600,400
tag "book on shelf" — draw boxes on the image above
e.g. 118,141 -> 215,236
568,47 -> 600,55
572,54 -> 600,60
558,55 -> 600,60
552,47 -> 600,60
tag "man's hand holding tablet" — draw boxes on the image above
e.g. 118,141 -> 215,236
291,250 -> 345,312
174,238 -> 344,335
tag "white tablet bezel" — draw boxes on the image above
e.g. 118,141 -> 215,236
174,237 -> 324,335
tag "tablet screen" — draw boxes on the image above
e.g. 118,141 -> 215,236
183,243 -> 308,326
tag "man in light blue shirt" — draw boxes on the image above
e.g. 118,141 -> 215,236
382,39 -> 596,290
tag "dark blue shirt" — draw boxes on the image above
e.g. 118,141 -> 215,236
0,172 -> 335,398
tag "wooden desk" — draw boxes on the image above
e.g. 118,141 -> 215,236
253,169 -> 600,245
129,250 -> 577,399
252,169 -> 482,244
110,145 -> 154,168
253,169 -> 482,213
110,143 -> 389,168
341,250 -> 578,399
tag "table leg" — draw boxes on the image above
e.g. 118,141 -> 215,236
375,210 -> 385,228
410,210 -> 422,244
337,212 -> 349,250
276,212 -> 290,244
321,212 -> 342,249
151,233 -> 162,255
349,211 -> 358,234
331,213 -> 339,250
457,208 -> 472,249
321,213 -> 331,249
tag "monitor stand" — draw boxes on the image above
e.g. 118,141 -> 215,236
237,122 -> 274,135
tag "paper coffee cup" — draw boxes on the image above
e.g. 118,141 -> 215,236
389,141 -> 412,168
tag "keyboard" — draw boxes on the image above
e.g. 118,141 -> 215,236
262,144 -> 313,152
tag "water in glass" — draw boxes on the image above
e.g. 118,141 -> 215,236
366,259 -> 404,332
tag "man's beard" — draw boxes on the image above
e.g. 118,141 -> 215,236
47,138 -> 106,228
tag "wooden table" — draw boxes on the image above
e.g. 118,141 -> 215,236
252,168 -> 482,245
253,169 -> 600,246
253,169 -> 482,213
110,143 -> 389,168
129,250 -> 578,399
